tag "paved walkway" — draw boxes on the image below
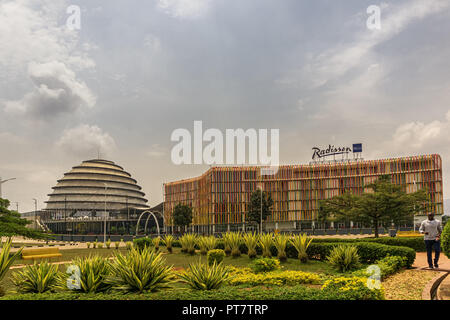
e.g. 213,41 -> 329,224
413,252 -> 450,300
437,273 -> 450,300
413,252 -> 450,271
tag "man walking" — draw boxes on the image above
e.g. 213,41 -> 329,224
419,212 -> 442,269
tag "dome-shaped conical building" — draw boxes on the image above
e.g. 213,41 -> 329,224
45,159 -> 149,212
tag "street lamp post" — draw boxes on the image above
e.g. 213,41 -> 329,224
258,174 -> 263,235
103,183 -> 108,244
0,177 -> 16,199
32,198 -> 37,230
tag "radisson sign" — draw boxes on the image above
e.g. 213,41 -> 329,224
312,143 -> 362,160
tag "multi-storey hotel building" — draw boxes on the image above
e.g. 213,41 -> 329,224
164,154 -> 443,233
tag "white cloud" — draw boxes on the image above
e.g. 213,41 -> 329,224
0,0 -> 96,122
392,119 -> 446,149
0,0 -> 94,76
56,124 -> 117,158
157,0 -> 211,19
4,61 -> 96,119
301,0 -> 450,89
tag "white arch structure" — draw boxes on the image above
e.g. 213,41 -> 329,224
135,210 -> 162,237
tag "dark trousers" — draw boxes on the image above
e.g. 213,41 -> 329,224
424,240 -> 440,267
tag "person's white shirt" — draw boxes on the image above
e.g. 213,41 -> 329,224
419,218 -> 442,241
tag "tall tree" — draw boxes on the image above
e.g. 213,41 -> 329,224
0,198 -> 49,239
172,203 -> 193,233
247,190 -> 274,232
319,175 -> 427,237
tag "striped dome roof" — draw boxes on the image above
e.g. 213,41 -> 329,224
45,159 -> 149,211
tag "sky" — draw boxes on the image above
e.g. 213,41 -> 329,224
1,0 -> 450,213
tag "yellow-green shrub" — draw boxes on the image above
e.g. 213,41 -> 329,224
321,276 -> 384,300
229,270 -> 321,286
163,235 -> 174,253
259,233 -> 273,258
243,232 -> 259,258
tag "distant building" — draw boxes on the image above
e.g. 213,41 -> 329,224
164,154 -> 443,233
41,159 -> 162,235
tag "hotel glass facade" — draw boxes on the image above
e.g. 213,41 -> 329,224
164,154 -> 443,232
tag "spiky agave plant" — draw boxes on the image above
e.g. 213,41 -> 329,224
205,236 -> 217,252
0,238 -> 23,296
106,247 -> 174,293
228,232 -> 242,258
326,245 -> 360,272
197,236 -> 209,255
222,232 -> 232,256
243,232 -> 259,259
71,255 -> 111,293
259,233 -> 273,258
178,260 -> 231,290
11,261 -> 65,293
152,236 -> 161,252
179,233 -> 197,255
179,234 -> 188,253
273,233 -> 289,262
163,234 -> 174,253
290,233 -> 313,263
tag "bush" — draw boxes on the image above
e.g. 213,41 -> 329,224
229,269 -> 321,286
307,242 -> 416,267
11,261 -> 64,293
321,277 -> 384,300
178,261 -> 230,290
327,245 -> 360,272
179,234 -> 197,255
207,249 -> 225,266
125,241 -> 133,250
222,232 -> 232,256
377,255 -> 407,278
228,232 -> 242,258
163,235 -> 174,253
106,239 -> 111,249
71,255 -> 111,293
97,242 -> 104,249
133,238 -> 153,251
106,247 -> 174,293
250,257 -> 280,273
86,242 -> 91,249
114,241 -> 120,249
243,232 -> 259,259
441,222 -> 450,259
152,237 -> 161,252
197,236 -> 217,255
0,284 -> 381,301
353,255 -> 407,280
0,239 -> 22,296
273,234 -> 289,262
290,233 -> 313,263
259,234 -> 273,258
312,236 -> 425,252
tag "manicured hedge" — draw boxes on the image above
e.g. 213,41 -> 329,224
0,284 -> 382,300
133,237 -> 153,251
169,238 -> 416,266
163,235 -> 425,252
306,242 -> 415,267
442,222 -> 450,259
311,237 -> 425,252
